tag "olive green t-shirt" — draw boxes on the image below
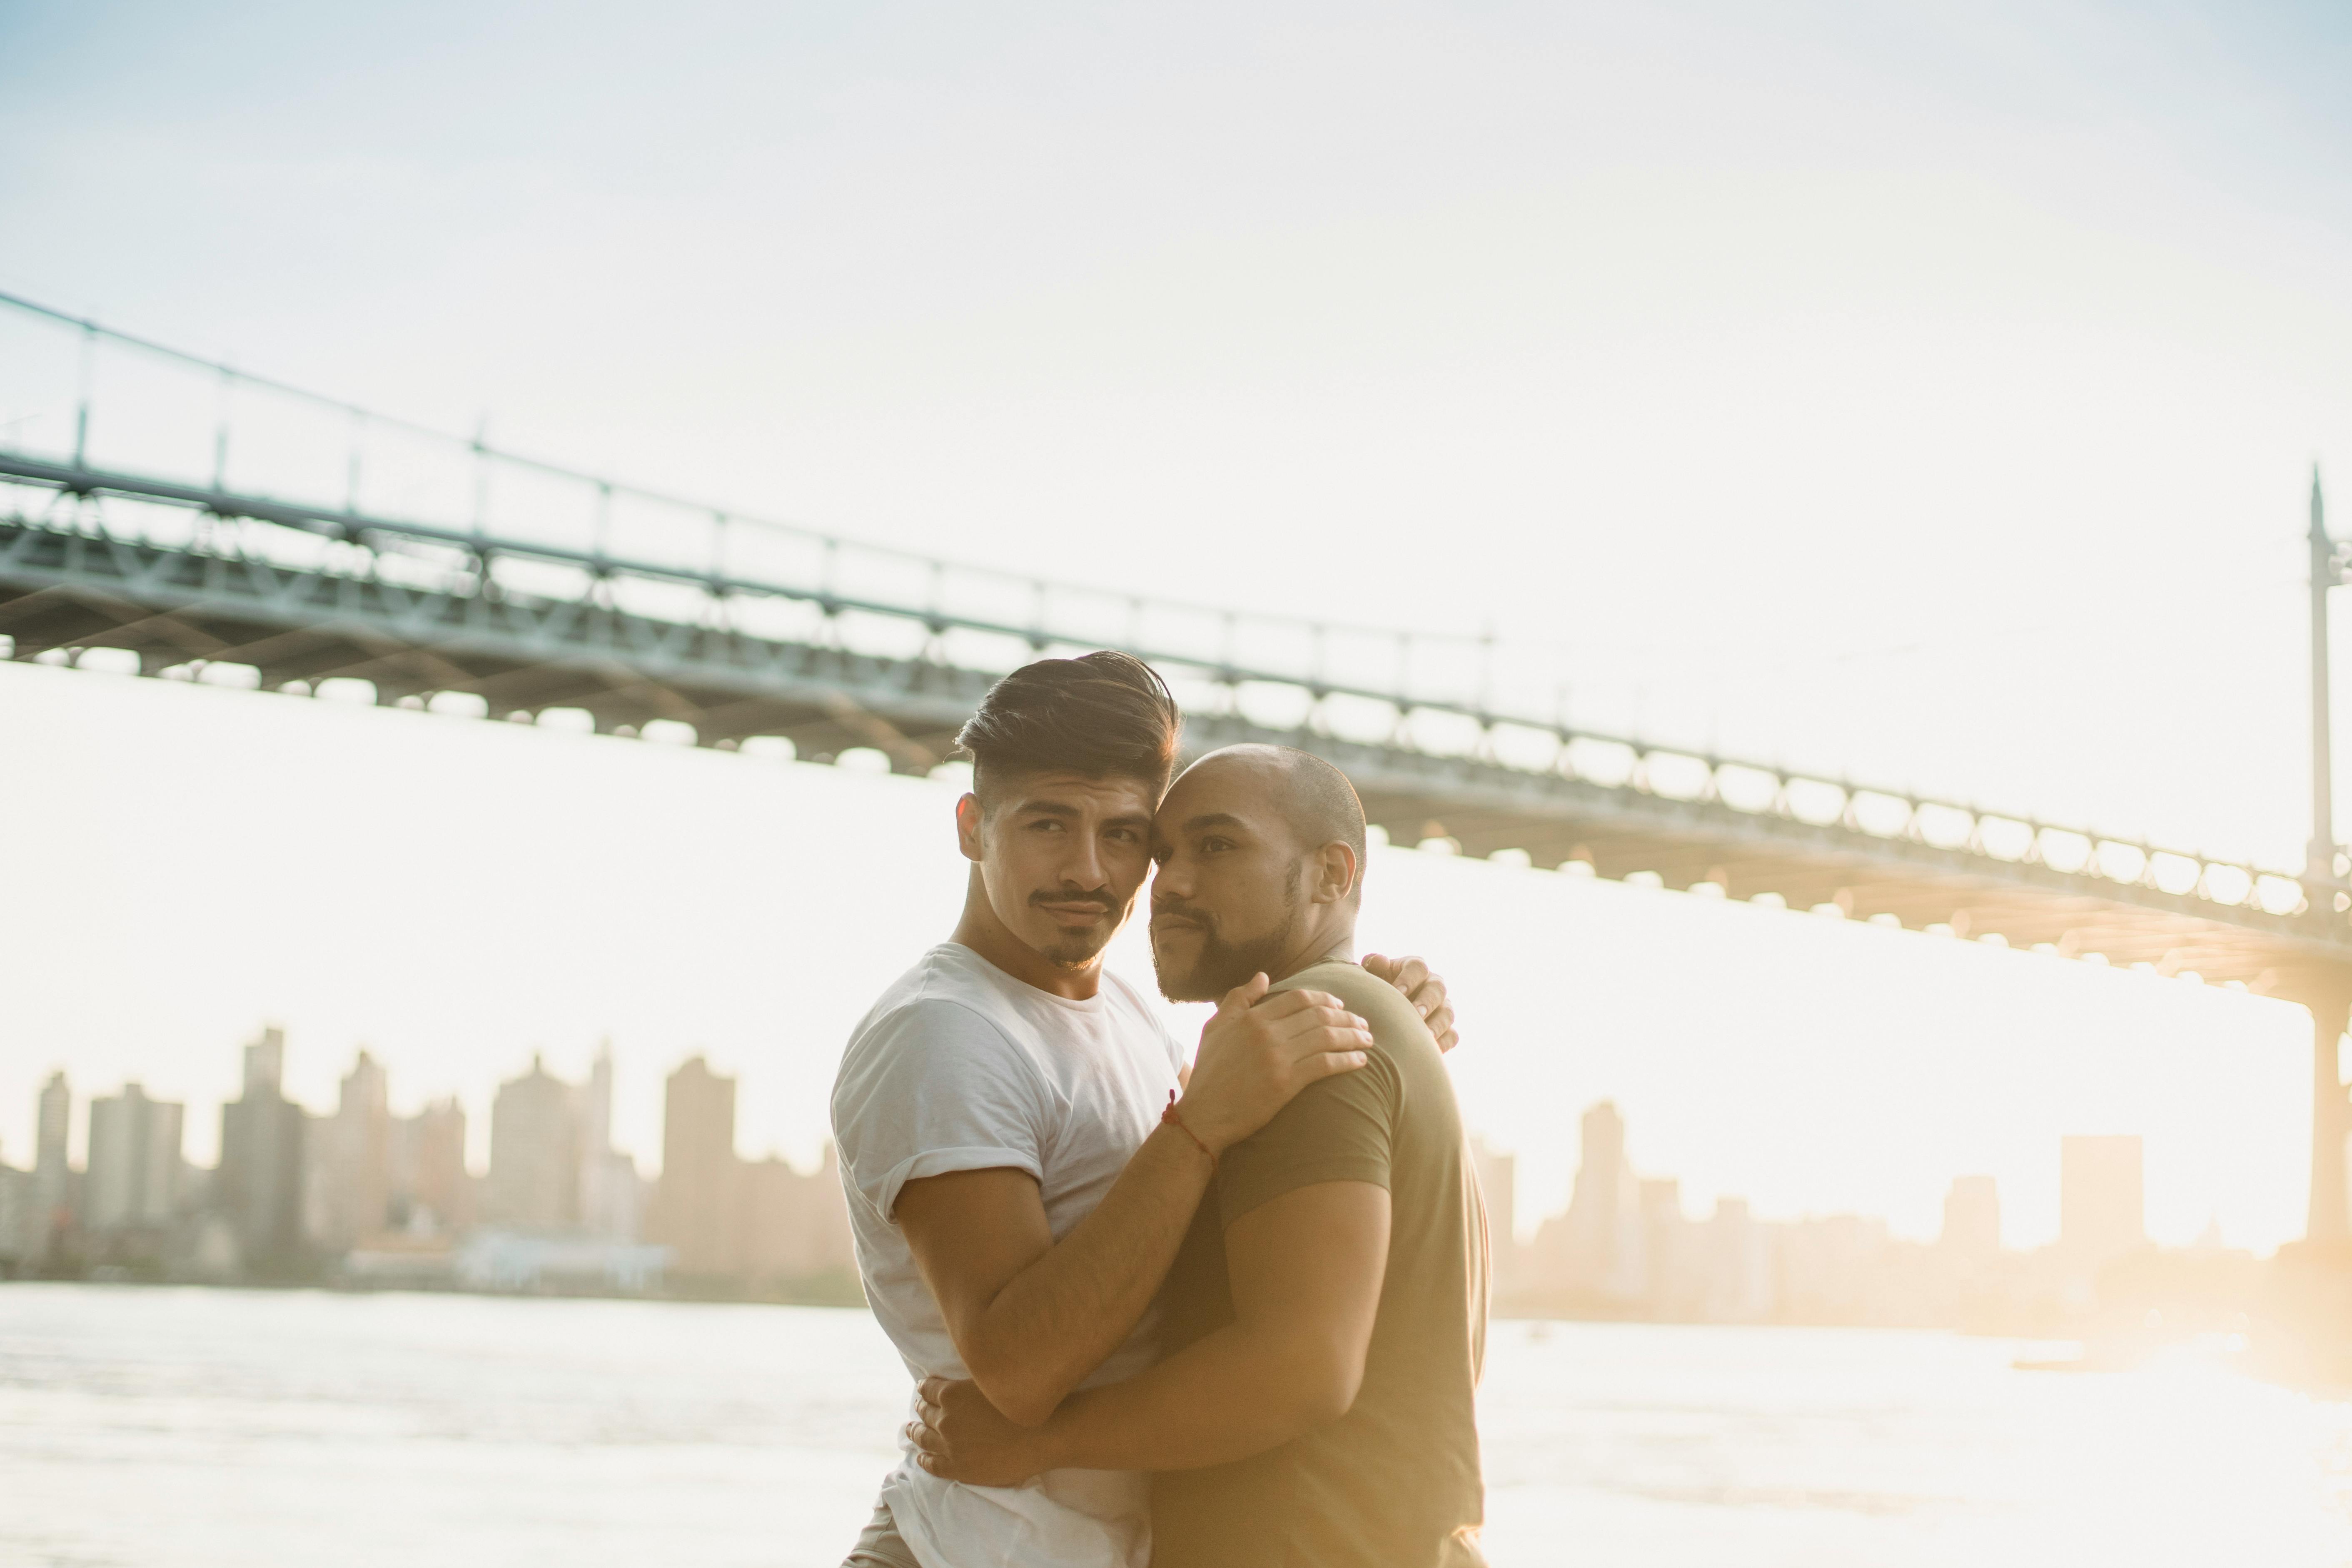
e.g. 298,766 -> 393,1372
1150,960 -> 1491,1568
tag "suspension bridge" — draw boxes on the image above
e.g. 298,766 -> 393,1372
7,290 -> 2352,1241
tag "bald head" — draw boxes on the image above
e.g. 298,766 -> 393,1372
1179,744 -> 1368,901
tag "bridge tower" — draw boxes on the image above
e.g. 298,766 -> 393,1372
2303,468 -> 2352,1244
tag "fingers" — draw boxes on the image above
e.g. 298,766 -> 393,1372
1272,1005 -> 1372,1053
905,1418 -> 948,1457
1372,955 -> 1445,1025
918,1376 -> 950,1403
1364,951 -> 1431,995
1213,982 -> 1381,1062
1268,997 -> 1356,1028
1253,989 -> 1354,1024
1393,957 -> 1432,999
1384,960 -> 1455,1049
1302,1047 -> 1371,1082
1248,985 -> 1333,1019
1220,972 -> 1272,1013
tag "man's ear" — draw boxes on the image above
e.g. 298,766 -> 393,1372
1312,841 -> 1358,905
955,793 -> 985,863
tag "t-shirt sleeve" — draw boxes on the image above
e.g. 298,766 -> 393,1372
832,997 -> 1055,1224
1157,1009 -> 1189,1080
1214,1048 -> 1402,1229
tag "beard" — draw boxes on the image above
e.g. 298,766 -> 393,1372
1030,890 -> 1122,969
1151,875 -> 1302,1002
1039,923 -> 1115,968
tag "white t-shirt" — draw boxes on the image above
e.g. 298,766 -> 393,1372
831,942 -> 1185,1568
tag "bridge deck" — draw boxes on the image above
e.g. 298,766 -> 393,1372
7,491 -> 2347,999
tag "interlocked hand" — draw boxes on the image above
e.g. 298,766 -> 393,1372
908,1376 -> 1048,1488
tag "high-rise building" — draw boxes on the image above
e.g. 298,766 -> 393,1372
84,1083 -> 184,1234
1639,1176 -> 1699,1316
31,1070 -> 73,1261
243,1029 -> 283,1099
579,1044 -> 613,1183
391,1097 -> 473,1234
217,1027 -> 307,1269
586,1149 -> 645,1243
2060,1135 -> 2145,1272
1469,1137 -> 1516,1285
1938,1174 -> 2002,1273
0,1159 -> 35,1269
1548,1101 -> 1646,1304
575,1041 -> 641,1241
651,1055 -> 741,1276
1701,1197 -> 1774,1322
309,1050 -> 392,1250
804,1142 -> 854,1275
1776,1212 -> 1889,1322
486,1055 -> 582,1234
737,1143 -> 854,1282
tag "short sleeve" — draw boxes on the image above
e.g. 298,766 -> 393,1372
1215,1049 -> 1402,1229
831,998 -> 1054,1224
1157,1010 -> 1189,1079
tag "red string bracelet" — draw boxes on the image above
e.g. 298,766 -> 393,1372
1162,1090 -> 1215,1167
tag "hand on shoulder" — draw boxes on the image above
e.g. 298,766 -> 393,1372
1362,953 -> 1459,1053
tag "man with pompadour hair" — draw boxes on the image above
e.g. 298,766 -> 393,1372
957,649 -> 1182,801
833,658 -> 1458,1568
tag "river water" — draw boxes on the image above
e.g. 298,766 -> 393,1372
4,1284 -> 2350,1567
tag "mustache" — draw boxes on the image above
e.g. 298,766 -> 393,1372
1150,900 -> 1215,929
1030,889 -> 1117,912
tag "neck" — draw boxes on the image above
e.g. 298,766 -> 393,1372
949,867 -> 1103,1000
1265,911 -> 1356,984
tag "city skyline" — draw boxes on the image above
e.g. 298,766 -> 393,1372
2,1024 -> 853,1295
8,1028 -> 2214,1341
1,1003 -> 2277,1269
5,879 -> 2295,1260
5,1019 -> 846,1183
1499,1100 -> 2192,1331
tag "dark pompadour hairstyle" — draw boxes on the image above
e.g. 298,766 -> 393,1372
955,651 -> 1182,801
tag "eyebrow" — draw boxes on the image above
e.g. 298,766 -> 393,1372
1180,812 -> 1250,834
1017,799 -> 1154,830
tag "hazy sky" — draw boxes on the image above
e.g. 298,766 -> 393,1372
4,1 -> 2350,1251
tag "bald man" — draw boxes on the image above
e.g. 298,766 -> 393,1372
910,745 -> 1491,1567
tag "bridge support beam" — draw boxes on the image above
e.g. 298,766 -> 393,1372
2287,979 -> 2352,1243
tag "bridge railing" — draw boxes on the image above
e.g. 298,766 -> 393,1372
0,291 -> 1562,717
0,291 -> 2320,930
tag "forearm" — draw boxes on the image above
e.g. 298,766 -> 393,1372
1030,1321 -> 1332,1473
965,1124 -> 1211,1421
